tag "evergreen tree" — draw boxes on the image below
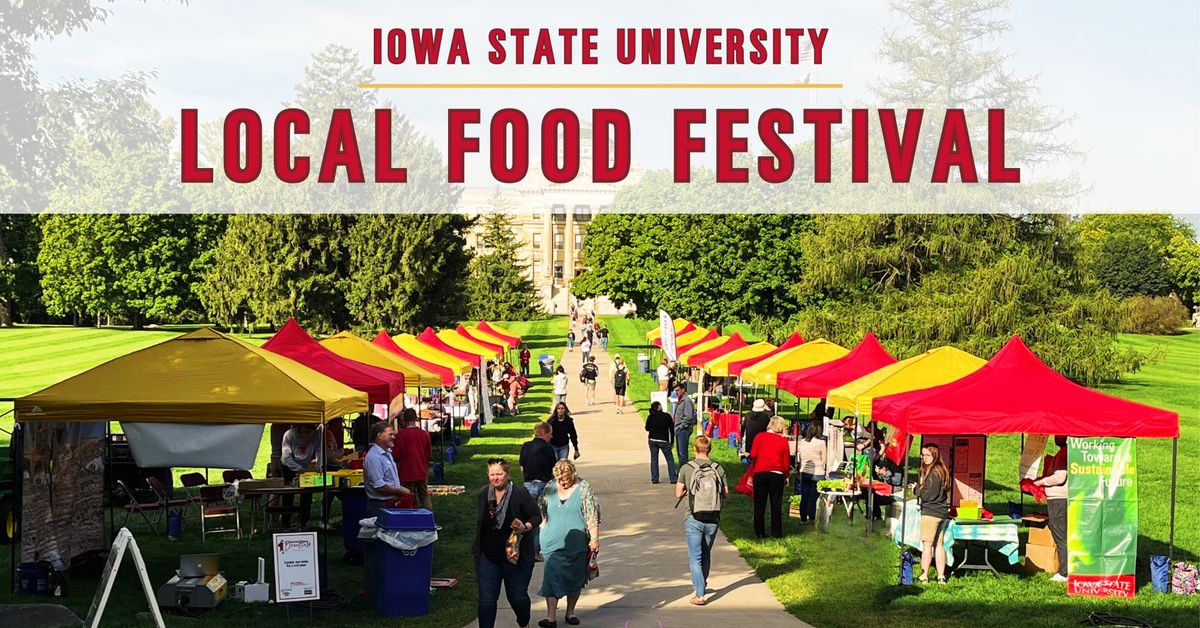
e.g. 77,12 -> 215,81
466,194 -> 541,321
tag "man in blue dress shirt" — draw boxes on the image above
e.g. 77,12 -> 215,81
363,422 -> 412,517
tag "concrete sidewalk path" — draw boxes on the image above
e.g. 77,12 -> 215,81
465,337 -> 810,628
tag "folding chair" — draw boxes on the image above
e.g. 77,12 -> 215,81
223,469 -> 252,483
146,476 -> 192,517
117,479 -> 162,533
199,485 -> 241,541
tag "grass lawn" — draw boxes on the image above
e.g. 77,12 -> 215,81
602,316 -> 1200,628
0,318 -> 568,627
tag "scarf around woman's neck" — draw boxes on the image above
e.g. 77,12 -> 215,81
488,480 -> 513,531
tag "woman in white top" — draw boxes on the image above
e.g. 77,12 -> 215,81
552,365 -> 569,409
796,421 -> 827,525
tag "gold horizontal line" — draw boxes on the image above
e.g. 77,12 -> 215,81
358,82 -> 843,89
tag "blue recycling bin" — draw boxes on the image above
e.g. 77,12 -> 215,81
365,508 -> 437,616
339,488 -> 368,554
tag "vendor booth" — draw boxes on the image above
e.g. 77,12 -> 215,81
475,320 -> 521,348
726,333 -> 805,377
740,339 -> 848,386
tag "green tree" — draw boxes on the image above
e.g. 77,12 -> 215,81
1076,214 -> 1199,307
1167,233 -> 1200,308
1092,233 -> 1171,298
467,195 -> 540,321
573,172 -> 812,330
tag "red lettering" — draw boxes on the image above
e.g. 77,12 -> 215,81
224,108 -> 262,184
593,109 -> 630,183
987,109 -> 1020,183
879,109 -> 923,183
447,109 -> 480,183
374,109 -> 407,183
757,108 -> 793,183
803,108 -> 841,183
491,109 -> 528,183
273,108 -> 309,183
673,109 -> 706,182
318,109 -> 364,183
852,108 -> 869,183
180,109 -> 213,183
716,109 -> 749,182
541,109 -> 579,183
932,109 -> 977,183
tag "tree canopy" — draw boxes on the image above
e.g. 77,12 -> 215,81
466,193 -> 541,321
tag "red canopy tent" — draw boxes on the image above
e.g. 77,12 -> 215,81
370,331 -> 456,387
456,325 -> 507,356
417,327 -> 482,367
777,332 -> 897,398
672,329 -> 720,354
262,318 -> 404,406
728,332 -> 805,376
687,332 -> 749,367
871,335 -> 1179,438
651,321 -> 697,346
476,321 -> 520,348
872,335 -> 1182,563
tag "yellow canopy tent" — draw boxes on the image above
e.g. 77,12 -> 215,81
437,329 -> 502,361
463,326 -> 512,353
320,332 -> 444,388
680,335 -> 731,366
646,318 -> 692,341
394,333 -> 473,374
827,346 -> 987,416
670,326 -> 712,349
15,327 -> 368,424
704,341 -> 777,377
741,339 -> 849,386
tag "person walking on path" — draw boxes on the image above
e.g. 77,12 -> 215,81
579,336 -> 592,365
579,356 -> 599,405
474,458 -> 541,628
392,408 -> 434,510
598,326 -> 609,352
1033,435 -> 1070,583
521,422 -> 558,561
548,403 -> 580,461
913,443 -> 950,584
567,330 -> 576,352
672,384 -> 697,465
552,365 -> 569,408
796,421 -> 826,524
609,355 -> 630,414
645,401 -> 677,484
749,416 -> 790,539
520,345 -> 532,378
676,436 -> 728,606
537,459 -> 601,628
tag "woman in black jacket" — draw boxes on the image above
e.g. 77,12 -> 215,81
473,458 -> 542,628
644,401 -> 677,484
548,403 -> 580,460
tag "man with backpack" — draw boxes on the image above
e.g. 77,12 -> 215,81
609,355 -> 630,414
675,436 -> 728,606
579,356 -> 599,405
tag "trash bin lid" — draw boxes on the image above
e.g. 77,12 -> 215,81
378,508 -> 436,530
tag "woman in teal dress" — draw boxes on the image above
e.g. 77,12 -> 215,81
536,459 -> 600,628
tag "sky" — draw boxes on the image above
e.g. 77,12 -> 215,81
27,0 -> 1200,215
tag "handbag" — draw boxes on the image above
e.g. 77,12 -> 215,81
586,549 -> 600,582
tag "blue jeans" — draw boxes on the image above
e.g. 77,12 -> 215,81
649,440 -> 677,483
684,515 -> 719,598
675,428 -> 692,465
476,554 -> 533,628
799,473 -> 824,522
524,480 -> 546,554
582,350 -> 590,363
554,444 -> 570,460
600,337 -> 608,351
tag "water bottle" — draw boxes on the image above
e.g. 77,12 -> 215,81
167,509 -> 183,541
432,462 -> 445,483
445,446 -> 457,464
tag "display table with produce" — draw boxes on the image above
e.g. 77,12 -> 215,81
892,501 -> 1020,575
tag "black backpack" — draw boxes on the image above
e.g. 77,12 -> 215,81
613,366 -> 627,388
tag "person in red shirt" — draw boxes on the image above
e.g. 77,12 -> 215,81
519,345 -> 532,378
748,416 -> 792,538
392,408 -> 434,510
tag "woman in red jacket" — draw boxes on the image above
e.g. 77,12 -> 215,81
748,416 -> 792,538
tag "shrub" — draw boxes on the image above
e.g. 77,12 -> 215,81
1119,295 -> 1189,335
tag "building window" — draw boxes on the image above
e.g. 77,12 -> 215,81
554,233 -> 563,250
532,233 -> 542,249
573,205 -> 591,221
552,204 -> 566,220
575,233 -> 584,251
554,264 -> 564,280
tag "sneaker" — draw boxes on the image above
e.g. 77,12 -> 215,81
651,480 -> 660,484
1050,573 -> 1068,583
689,596 -> 707,606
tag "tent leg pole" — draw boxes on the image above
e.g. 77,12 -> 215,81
867,420 -> 876,535
1168,437 -> 1178,566
107,421 -> 116,545
899,434 -> 911,584
321,424 -> 328,589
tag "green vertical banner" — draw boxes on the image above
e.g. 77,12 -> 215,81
1066,437 -> 1137,598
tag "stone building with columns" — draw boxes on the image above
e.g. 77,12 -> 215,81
458,128 -> 641,315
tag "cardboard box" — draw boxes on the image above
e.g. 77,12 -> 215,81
1025,542 -> 1059,573
1027,525 -> 1054,547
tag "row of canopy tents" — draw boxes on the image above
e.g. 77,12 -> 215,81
16,319 -> 523,427
648,317 -> 1182,559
